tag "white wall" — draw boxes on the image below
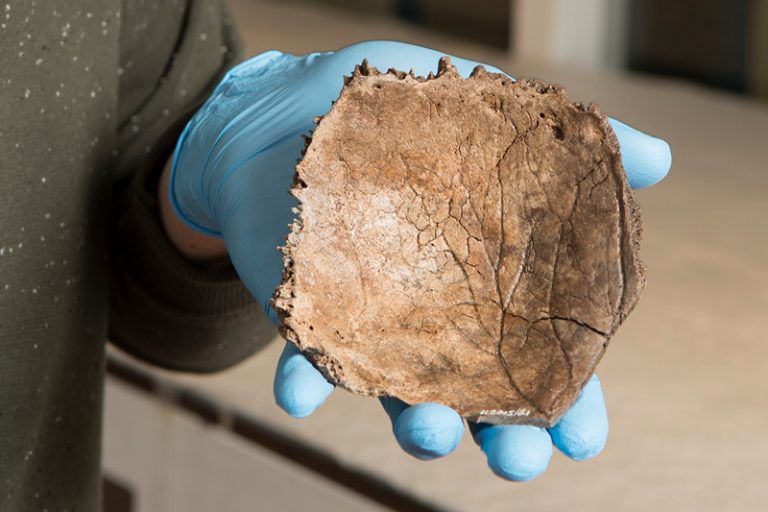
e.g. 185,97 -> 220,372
513,0 -> 629,70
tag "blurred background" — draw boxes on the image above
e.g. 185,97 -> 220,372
275,0 -> 768,98
103,1 -> 768,511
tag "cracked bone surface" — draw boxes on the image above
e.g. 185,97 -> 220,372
272,57 -> 645,427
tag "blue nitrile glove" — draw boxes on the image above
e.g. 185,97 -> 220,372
170,40 -> 671,481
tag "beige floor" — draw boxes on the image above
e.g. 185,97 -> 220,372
106,1 -> 768,511
103,378 -> 391,512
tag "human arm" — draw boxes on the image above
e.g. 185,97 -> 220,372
107,0 -> 274,372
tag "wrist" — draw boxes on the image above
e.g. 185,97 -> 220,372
158,154 -> 229,266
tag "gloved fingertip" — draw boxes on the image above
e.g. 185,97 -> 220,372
476,425 -> 552,482
554,432 -> 606,461
273,343 -> 334,418
609,118 -> 672,189
392,403 -> 464,460
549,374 -> 609,461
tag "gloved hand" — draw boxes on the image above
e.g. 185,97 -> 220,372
170,40 -> 671,481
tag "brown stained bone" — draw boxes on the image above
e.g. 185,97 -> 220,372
272,57 -> 645,427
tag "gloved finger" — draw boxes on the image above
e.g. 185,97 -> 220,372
218,134 -> 308,323
380,397 -> 464,461
548,374 -> 609,461
469,422 -> 553,481
273,342 -> 335,418
609,118 -> 672,189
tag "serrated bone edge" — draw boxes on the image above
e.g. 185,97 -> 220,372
469,64 -> 487,78
436,56 -> 459,78
345,56 -> 465,88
